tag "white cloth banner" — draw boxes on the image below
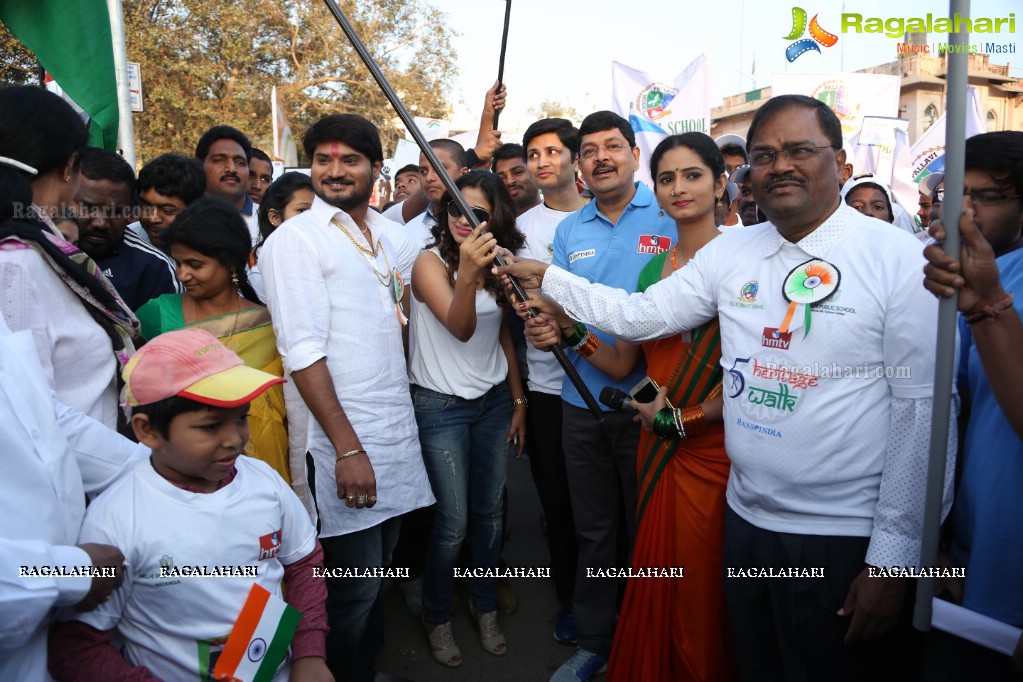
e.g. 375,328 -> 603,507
845,117 -> 917,223
271,85 -> 298,166
611,56 -> 711,188
771,72 -> 901,138
909,86 -> 988,185
410,117 -> 450,142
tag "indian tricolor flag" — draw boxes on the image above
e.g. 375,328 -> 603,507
214,584 -> 302,682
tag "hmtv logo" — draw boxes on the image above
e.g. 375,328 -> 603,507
784,7 -> 838,62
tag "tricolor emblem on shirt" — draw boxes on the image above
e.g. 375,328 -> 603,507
213,584 -> 301,682
258,530 -> 281,561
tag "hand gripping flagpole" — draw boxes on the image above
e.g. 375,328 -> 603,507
493,0 -> 512,130
321,0 -> 605,422
913,0 -> 968,632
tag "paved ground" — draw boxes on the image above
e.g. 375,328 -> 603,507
376,454 -> 607,682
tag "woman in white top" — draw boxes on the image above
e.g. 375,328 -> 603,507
0,86 -> 137,429
409,170 -> 527,667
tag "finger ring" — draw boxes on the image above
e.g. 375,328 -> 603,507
337,492 -> 346,500
369,495 -> 377,503
356,495 -> 368,505
347,495 -> 355,502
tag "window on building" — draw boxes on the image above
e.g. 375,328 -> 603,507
925,104 -> 938,129
987,110 -> 997,132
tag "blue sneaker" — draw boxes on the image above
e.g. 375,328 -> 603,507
553,609 -> 577,644
549,648 -> 608,681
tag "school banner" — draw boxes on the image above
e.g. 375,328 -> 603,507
909,86 -> 988,186
611,55 -> 711,188
771,72 -> 901,137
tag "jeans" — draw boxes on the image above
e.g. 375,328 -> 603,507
413,382 -> 512,624
320,518 -> 401,682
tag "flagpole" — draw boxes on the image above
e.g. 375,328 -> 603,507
271,86 -> 281,162
106,0 -> 136,167
320,0 -> 605,422
493,0 -> 512,130
914,0 -> 969,632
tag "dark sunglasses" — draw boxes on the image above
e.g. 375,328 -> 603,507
446,202 -> 490,224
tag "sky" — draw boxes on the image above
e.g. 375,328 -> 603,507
431,0 -> 1020,131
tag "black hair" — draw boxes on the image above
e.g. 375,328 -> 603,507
719,143 -> 748,163
965,131 -> 1023,200
395,163 -> 420,179
131,395 -> 212,439
649,133 -> 726,184
491,143 -> 527,170
427,139 -> 467,170
522,118 -> 581,160
302,114 -> 383,165
747,94 -> 843,151
249,148 -> 272,166
432,169 -> 525,307
79,147 -> 137,208
0,86 -> 89,223
138,154 -> 206,204
195,125 -> 253,162
164,197 -> 262,304
578,111 -> 636,148
256,171 -> 313,242
845,181 -> 894,222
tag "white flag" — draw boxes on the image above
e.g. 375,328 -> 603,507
909,86 -> 988,186
772,72 -> 901,138
271,86 -> 298,167
611,56 -> 710,188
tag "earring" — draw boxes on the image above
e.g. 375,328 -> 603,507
64,172 -> 71,182
658,209 -> 664,217
231,270 -> 240,287
715,195 -> 723,207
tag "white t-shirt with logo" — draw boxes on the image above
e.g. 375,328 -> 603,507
65,456 -> 317,681
516,202 -> 575,395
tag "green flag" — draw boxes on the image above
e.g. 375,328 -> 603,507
0,0 -> 119,148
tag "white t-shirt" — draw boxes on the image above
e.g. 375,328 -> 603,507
408,249 -> 507,399
405,209 -> 436,255
66,456 -> 317,681
542,204 -> 941,546
516,203 -> 574,395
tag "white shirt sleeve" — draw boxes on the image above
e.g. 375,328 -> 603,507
0,539 -> 92,647
540,253 -> 717,342
865,395 -> 957,567
383,200 -> 406,225
53,397 -> 149,499
260,229 -> 331,374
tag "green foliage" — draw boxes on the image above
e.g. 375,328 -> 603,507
0,20 -> 40,86
125,0 -> 456,163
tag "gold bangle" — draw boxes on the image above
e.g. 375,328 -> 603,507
337,449 -> 367,462
512,396 -> 528,407
575,333 -> 600,358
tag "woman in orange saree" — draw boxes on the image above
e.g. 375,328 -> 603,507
606,133 -> 735,682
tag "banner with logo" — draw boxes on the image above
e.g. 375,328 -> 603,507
771,72 -> 901,137
909,86 -> 987,186
611,56 -> 711,188
410,117 -> 450,142
271,86 -> 299,167
844,117 -> 915,217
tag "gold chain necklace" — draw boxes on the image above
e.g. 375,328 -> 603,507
190,293 -> 242,340
330,217 -> 393,286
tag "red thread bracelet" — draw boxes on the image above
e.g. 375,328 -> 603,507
964,292 -> 1015,325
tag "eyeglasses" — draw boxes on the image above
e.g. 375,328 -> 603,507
749,145 -> 835,168
935,188 -> 1020,206
578,142 -> 630,161
447,202 -> 490,224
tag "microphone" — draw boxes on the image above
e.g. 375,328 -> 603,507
599,387 -> 635,413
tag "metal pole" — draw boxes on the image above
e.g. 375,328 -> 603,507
106,0 -> 136,167
914,0 -> 968,632
493,0 -> 512,130
320,0 -> 605,421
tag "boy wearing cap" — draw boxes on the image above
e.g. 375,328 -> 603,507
49,328 -> 332,682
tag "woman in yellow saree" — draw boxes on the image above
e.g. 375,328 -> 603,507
135,198 -> 289,483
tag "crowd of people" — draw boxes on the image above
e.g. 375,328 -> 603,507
1,78 -> 1022,682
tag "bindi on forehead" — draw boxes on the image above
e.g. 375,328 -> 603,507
330,142 -> 341,158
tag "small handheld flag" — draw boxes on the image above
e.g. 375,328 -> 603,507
213,584 -> 301,682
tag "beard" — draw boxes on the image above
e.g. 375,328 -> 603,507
314,178 -> 373,212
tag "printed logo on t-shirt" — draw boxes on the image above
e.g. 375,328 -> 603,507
258,529 -> 282,560
569,248 -> 596,264
730,280 -> 765,310
762,327 -> 793,350
637,234 -> 672,255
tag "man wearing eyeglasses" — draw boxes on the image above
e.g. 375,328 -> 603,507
500,94 -> 954,681
534,110 -> 674,682
920,130 -> 1023,679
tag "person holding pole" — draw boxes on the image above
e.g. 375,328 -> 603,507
499,94 -> 957,681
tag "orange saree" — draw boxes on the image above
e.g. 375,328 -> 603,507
607,254 -> 734,682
